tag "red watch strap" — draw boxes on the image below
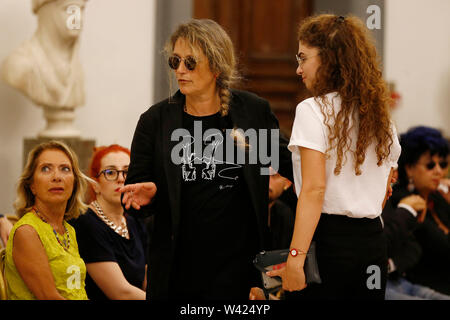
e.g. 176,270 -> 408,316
289,248 -> 306,257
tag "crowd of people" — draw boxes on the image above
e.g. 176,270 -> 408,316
0,15 -> 449,300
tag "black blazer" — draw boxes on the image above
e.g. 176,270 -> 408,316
124,89 -> 293,299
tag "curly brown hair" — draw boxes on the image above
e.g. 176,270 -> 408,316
298,14 -> 393,175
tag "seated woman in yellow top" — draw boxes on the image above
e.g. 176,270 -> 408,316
5,141 -> 89,300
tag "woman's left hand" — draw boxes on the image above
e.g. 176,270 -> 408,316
266,257 -> 307,292
438,178 -> 450,204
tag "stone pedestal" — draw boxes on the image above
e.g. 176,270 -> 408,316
39,106 -> 81,138
23,137 -> 96,174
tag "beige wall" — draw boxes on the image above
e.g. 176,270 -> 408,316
385,0 -> 450,137
0,0 -> 156,214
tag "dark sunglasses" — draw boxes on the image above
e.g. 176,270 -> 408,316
423,160 -> 448,170
168,55 -> 197,71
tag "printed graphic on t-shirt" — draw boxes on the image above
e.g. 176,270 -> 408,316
179,131 -> 242,189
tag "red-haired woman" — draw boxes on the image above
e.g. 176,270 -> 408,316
268,15 -> 401,300
71,145 -> 147,300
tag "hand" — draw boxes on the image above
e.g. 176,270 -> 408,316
399,194 -> 427,213
119,182 -> 157,210
438,178 -> 450,204
382,171 -> 397,209
266,256 -> 307,292
0,216 -> 14,247
249,287 -> 266,300
388,174 -> 397,197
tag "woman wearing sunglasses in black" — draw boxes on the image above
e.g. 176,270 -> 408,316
119,19 -> 292,300
382,126 -> 450,297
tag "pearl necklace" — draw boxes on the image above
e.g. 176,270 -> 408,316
33,207 -> 70,251
92,201 -> 129,239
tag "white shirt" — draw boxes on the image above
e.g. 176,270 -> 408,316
288,92 -> 401,219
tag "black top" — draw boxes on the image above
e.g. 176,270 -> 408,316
170,111 -> 259,299
71,208 -> 148,300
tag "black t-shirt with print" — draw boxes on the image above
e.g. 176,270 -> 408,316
170,111 -> 260,299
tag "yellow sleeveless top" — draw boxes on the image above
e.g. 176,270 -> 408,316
5,212 -> 88,300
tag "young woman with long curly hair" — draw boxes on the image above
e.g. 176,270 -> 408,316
268,14 -> 402,300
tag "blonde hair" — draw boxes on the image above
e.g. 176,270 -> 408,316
14,140 -> 90,220
164,19 -> 240,117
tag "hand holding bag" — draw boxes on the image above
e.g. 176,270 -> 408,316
253,241 -> 322,297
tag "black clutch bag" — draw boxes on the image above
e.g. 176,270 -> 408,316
253,241 -> 322,298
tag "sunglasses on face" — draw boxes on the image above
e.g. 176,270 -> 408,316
423,160 -> 448,170
168,55 -> 197,71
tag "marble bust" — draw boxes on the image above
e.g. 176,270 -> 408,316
1,0 -> 88,138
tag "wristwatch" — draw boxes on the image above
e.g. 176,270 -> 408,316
289,248 -> 306,257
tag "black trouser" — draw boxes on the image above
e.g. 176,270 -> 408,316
168,256 -> 258,300
286,213 -> 387,300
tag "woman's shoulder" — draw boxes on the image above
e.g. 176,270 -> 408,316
71,208 -> 115,246
142,91 -> 183,116
70,208 -> 104,233
125,214 -> 146,232
230,89 -> 269,106
6,213 -> 45,255
297,92 -> 339,108
12,212 -> 42,232
229,89 -> 273,122
15,211 -> 37,223
71,207 -> 95,222
390,184 -> 412,207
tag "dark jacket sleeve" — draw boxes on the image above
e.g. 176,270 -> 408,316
413,191 -> 450,266
382,198 -> 422,273
122,110 -> 157,218
415,218 -> 450,266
